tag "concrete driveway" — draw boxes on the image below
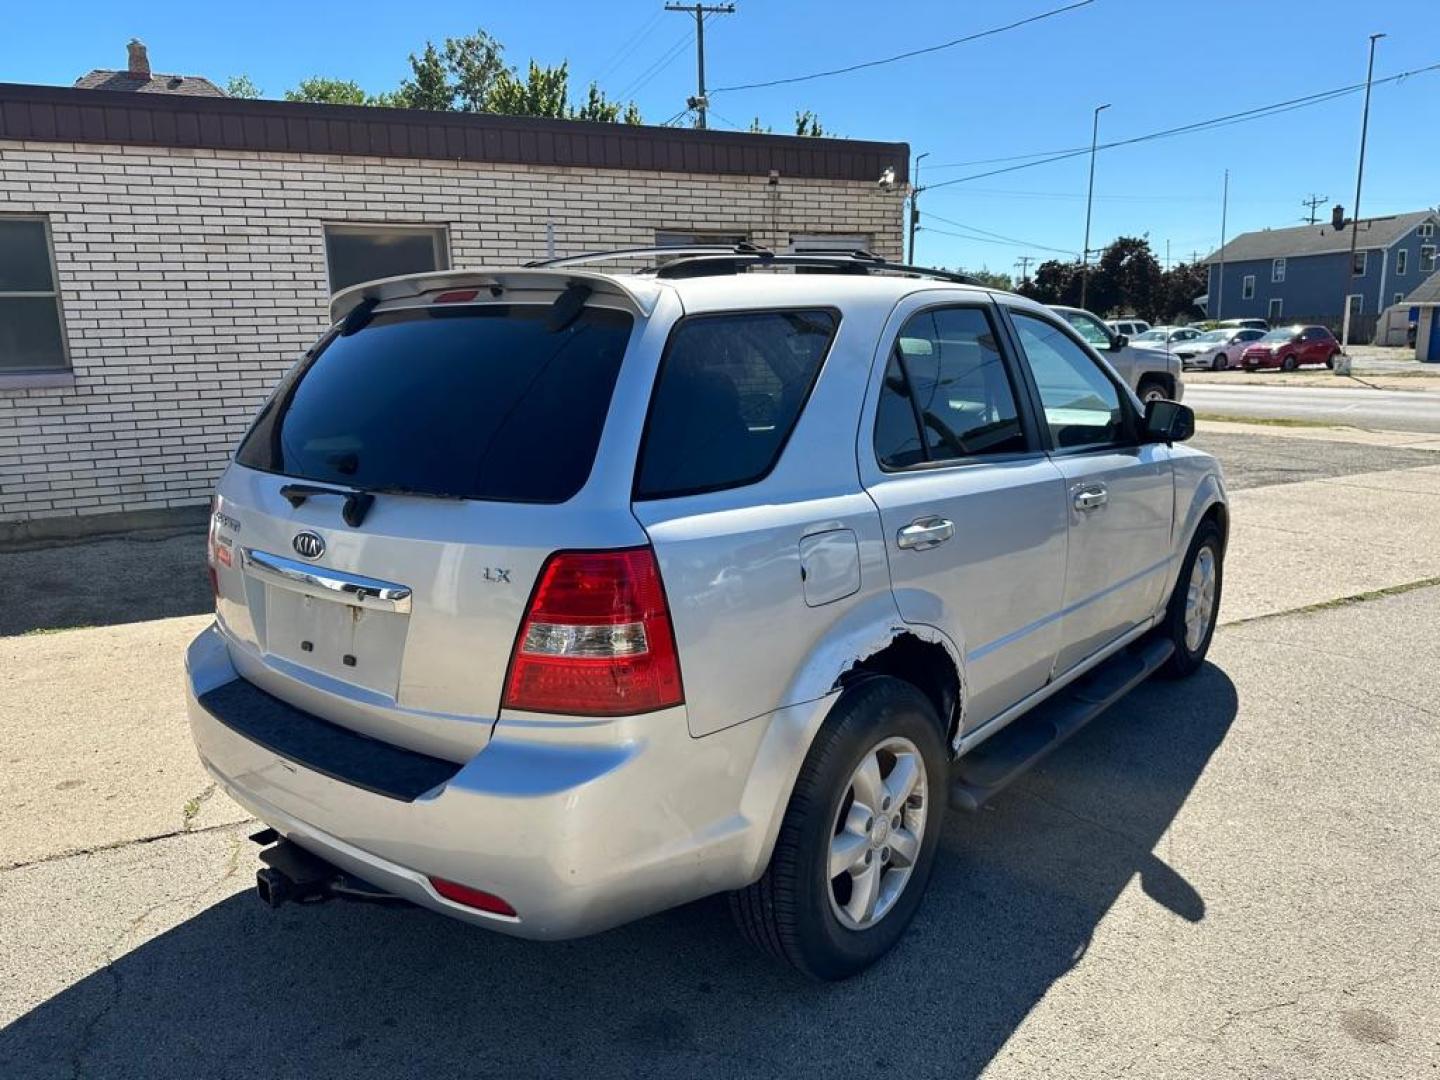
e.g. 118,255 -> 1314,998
2,424 -> 1438,1079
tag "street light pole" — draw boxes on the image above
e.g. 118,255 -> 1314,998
908,151 -> 929,264
1080,103 -> 1109,310
1342,32 -> 1386,349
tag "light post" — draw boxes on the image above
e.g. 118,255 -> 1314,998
1080,103 -> 1109,310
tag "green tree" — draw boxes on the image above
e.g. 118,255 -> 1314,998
960,268 -> 1014,291
444,30 -> 507,111
396,43 -> 454,111
488,59 -> 570,119
572,81 -> 643,125
794,110 -> 827,137
1019,258 -> 1083,306
1093,236 -> 1162,319
747,117 -> 772,134
285,77 -> 373,106
224,74 -> 262,99
1156,261 -> 1208,322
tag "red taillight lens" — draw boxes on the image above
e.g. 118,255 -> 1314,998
429,876 -> 517,917
502,547 -> 684,716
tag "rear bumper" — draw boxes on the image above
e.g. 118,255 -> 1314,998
185,623 -> 825,939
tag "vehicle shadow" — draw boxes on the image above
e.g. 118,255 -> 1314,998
0,528 -> 210,636
0,664 -> 1237,1080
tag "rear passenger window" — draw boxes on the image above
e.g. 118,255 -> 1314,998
874,306 -> 1027,469
635,309 -> 837,499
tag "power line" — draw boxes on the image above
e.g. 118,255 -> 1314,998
590,10 -> 668,86
922,60 -> 1440,194
1300,192 -> 1329,224
665,3 -> 735,129
709,0 -> 1094,93
617,25 -> 699,100
924,212 -> 1080,256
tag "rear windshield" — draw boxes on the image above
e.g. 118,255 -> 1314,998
236,304 -> 633,503
635,309 -> 838,500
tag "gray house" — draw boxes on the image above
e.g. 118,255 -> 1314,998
1204,210 -> 1438,335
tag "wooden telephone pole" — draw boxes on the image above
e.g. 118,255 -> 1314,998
664,3 -> 735,130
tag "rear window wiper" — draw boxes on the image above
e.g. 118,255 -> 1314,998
279,483 -> 375,527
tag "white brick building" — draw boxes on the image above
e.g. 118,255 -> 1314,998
0,83 -> 908,539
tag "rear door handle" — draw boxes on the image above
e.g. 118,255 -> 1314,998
1073,486 -> 1108,512
896,516 -> 955,551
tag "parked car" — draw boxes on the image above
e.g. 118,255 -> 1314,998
1052,305 -> 1184,404
1174,327 -> 1267,371
1240,325 -> 1341,371
1218,318 -> 1269,331
1108,317 -> 1150,337
1130,325 -> 1204,352
186,250 -> 1228,981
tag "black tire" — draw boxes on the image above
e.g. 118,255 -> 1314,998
1137,377 -> 1169,406
1280,353 -> 1299,372
730,676 -> 948,981
1156,519 -> 1224,679
1326,350 -> 1338,369
1212,351 -> 1228,371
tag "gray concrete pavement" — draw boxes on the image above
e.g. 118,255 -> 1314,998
1184,382 -> 1440,433
2,586 -> 1436,1079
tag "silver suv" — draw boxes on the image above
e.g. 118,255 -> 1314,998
187,248 -> 1227,980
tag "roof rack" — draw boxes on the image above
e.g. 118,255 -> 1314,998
526,244 -> 981,286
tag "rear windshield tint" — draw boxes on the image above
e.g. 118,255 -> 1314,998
236,304 -> 632,503
635,309 -> 838,500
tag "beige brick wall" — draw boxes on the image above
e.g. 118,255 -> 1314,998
0,139 -> 903,525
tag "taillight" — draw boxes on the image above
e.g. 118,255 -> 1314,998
206,495 -> 219,601
502,547 -> 684,716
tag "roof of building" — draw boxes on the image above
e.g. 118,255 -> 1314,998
73,68 -> 226,97
1402,268 -> 1440,305
1204,210 -> 1436,264
0,82 -> 908,184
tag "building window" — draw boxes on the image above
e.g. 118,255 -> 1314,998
1396,249 -> 1408,276
1421,246 -> 1437,274
1271,257 -> 1286,283
1347,294 -> 1363,317
1352,250 -> 1367,276
0,216 -> 68,373
1241,275 -> 1255,300
655,229 -> 749,248
1268,298 -> 1283,321
790,233 -> 874,255
1394,292 -> 1405,306
1420,223 -> 1435,239
323,223 -> 450,294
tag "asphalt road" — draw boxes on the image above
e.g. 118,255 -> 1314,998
1185,382 -> 1440,433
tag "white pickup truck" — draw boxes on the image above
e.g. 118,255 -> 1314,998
1052,305 -> 1185,406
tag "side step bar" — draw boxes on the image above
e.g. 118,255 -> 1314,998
949,636 -> 1174,812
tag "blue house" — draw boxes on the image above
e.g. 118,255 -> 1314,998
1204,210 -> 1439,334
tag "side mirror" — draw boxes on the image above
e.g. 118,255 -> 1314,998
1110,333 -> 1128,351
1143,399 -> 1194,443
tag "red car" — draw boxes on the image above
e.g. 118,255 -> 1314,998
1240,325 -> 1341,371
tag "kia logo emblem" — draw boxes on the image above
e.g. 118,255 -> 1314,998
292,531 -> 326,560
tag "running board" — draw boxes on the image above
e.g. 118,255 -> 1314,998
948,636 -> 1174,812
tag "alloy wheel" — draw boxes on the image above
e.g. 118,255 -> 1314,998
1184,545 -> 1218,652
827,736 -> 928,931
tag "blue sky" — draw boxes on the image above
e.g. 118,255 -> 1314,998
7,0 -> 1438,275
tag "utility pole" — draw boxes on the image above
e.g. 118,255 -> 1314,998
1301,193 -> 1329,225
664,2 -> 734,130
907,151 -> 929,264
1015,255 -> 1034,283
1080,103 -> 1109,310
1341,32 -> 1385,349
1216,169 -> 1229,319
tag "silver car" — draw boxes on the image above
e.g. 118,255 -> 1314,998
187,248 -> 1227,980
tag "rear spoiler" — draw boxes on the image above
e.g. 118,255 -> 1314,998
329,268 -> 665,324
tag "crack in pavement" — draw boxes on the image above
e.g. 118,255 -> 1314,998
66,832 -> 247,1078
0,818 -> 253,874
